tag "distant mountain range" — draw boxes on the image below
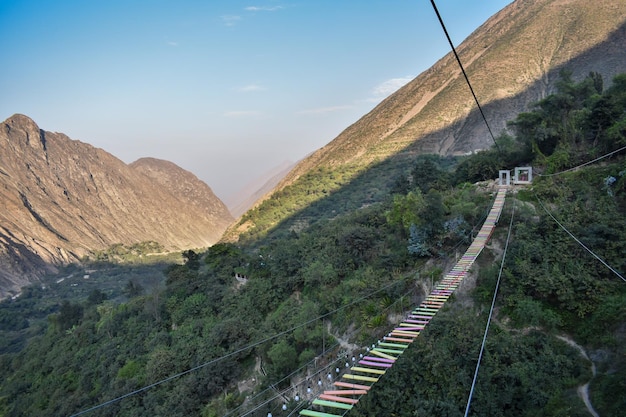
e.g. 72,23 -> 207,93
224,160 -> 297,218
224,0 -> 626,241
0,114 -> 233,298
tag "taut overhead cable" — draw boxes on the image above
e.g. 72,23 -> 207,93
429,0 -> 501,153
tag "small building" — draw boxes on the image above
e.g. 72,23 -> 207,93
234,273 -> 248,284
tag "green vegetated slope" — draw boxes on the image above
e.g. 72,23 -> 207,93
1,73 -> 625,417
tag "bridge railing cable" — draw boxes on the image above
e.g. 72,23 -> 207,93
429,0 -> 500,153
536,145 -> 626,178
68,280 -> 404,417
534,192 -> 625,283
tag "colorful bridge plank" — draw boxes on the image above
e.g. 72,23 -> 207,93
312,399 -> 354,410
361,356 -> 394,363
318,394 -> 359,404
370,349 -> 397,360
373,347 -> 404,355
359,360 -> 393,368
333,381 -> 372,390
300,410 -> 343,417
383,336 -> 413,343
350,366 -> 386,375
322,389 -> 368,396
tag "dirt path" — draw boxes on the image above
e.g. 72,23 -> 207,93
556,335 -> 599,417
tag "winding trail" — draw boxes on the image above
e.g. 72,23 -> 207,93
556,335 -> 599,417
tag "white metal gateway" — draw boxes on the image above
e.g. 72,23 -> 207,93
499,167 -> 532,186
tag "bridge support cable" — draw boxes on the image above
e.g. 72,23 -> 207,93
464,198 -> 515,417
429,0 -> 501,153
70,280 -> 405,417
536,145 -> 626,178
534,192 -> 625,283
298,188 -> 508,416
236,285 -> 419,417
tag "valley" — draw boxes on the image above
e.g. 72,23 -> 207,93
1,0 -> 625,416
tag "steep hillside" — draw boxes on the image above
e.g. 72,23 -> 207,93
224,0 -> 626,243
0,115 -> 233,298
288,0 -> 626,174
224,160 -> 296,218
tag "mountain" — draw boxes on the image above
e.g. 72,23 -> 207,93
224,160 -> 297,218
0,114 -> 234,298
224,0 -> 626,242
286,0 -> 626,177
129,157 -> 234,228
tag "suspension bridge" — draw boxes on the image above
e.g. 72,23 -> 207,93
298,187 -> 508,417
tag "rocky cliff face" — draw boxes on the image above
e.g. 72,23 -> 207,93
129,157 -> 233,231
0,114 -> 234,298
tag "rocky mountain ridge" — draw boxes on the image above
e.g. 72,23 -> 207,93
0,114 -> 233,298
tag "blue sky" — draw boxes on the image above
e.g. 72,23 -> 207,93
0,0 -> 512,203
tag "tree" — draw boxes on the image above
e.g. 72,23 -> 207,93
182,249 -> 200,271
421,190 -> 446,235
165,263 -> 198,297
267,339 -> 298,383
52,300 -> 83,332
509,71 -> 610,159
589,73 -> 626,149
124,279 -> 143,298
453,150 -> 503,184
412,156 -> 445,193
87,289 -> 107,305
385,190 -> 425,230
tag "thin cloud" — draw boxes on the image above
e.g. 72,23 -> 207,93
372,76 -> 413,97
238,84 -> 267,92
167,41 -> 179,47
245,6 -> 284,12
221,15 -> 242,26
223,110 -> 261,118
297,105 -> 352,115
